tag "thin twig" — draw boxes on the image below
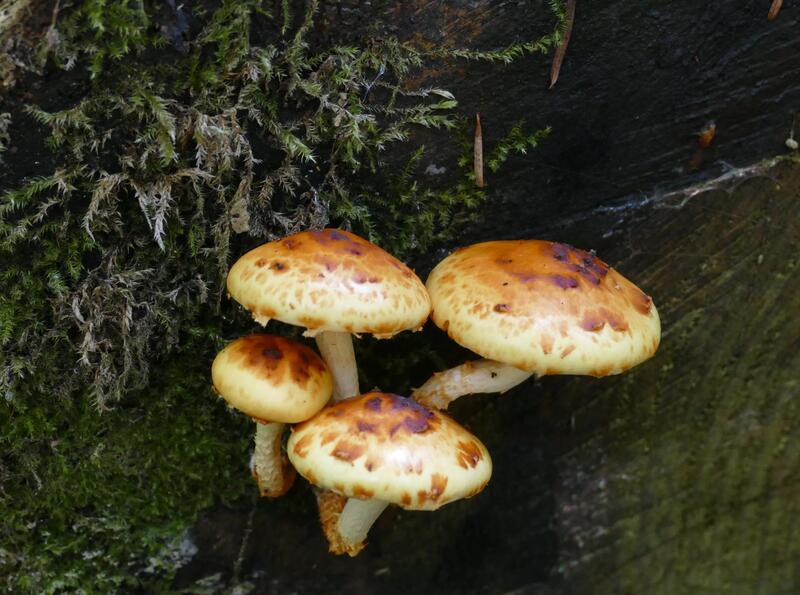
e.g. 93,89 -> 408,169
474,114 -> 484,188
549,0 -> 576,89
768,0 -> 783,21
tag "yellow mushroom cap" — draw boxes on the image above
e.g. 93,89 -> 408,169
226,229 -> 431,338
426,240 -> 661,377
288,392 -> 492,511
211,334 -> 333,423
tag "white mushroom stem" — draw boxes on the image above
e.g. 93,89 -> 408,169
336,498 -> 390,552
252,421 -> 294,498
412,359 -> 533,410
315,331 -> 360,401
312,332 -> 366,553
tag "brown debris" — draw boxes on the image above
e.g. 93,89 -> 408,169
697,120 -> 717,149
768,0 -> 783,21
474,114 -> 484,188
550,0 -> 576,89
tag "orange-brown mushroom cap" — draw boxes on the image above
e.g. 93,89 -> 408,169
426,240 -> 661,377
226,229 -> 431,338
288,392 -> 492,510
211,334 -> 333,422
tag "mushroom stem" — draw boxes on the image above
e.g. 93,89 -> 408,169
331,496 -> 390,557
315,331 -> 360,401
252,421 -> 295,498
412,359 -> 533,410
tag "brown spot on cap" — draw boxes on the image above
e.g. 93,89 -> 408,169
590,365 -> 614,377
631,288 -> 654,315
321,430 -> 339,446
352,484 -> 374,499
262,347 -> 282,360
293,434 -> 313,458
541,333 -> 554,355
356,421 -> 377,433
429,473 -> 448,502
364,397 -> 382,412
581,314 -> 605,332
215,334 -> 327,391
581,308 -> 630,333
332,439 -> 365,463
299,316 -> 325,329
551,274 -> 579,289
456,440 -> 483,469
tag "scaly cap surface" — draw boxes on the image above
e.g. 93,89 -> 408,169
226,229 -> 431,338
288,392 -> 492,511
211,334 -> 332,422
426,240 -> 661,376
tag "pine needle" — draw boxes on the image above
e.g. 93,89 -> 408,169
474,114 -> 484,188
768,0 -> 783,21
550,0 -> 576,89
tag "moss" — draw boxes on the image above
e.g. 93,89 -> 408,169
2,0 -> 563,407
0,354 -> 254,593
0,0 -> 566,590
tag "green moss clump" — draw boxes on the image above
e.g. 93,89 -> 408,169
0,0 -> 565,590
2,0 -> 562,407
0,356 -> 253,593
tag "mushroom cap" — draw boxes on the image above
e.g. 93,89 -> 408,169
226,229 -> 431,338
426,240 -> 661,376
287,392 -> 492,511
211,334 -> 333,423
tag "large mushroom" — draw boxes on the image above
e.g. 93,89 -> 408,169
227,228 -> 431,401
211,334 -> 333,497
413,240 -> 661,410
287,392 -> 492,556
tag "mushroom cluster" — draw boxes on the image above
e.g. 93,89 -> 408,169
212,228 -> 661,557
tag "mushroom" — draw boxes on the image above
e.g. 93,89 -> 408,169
413,240 -> 661,410
287,392 -> 492,556
211,334 -> 333,497
227,228 -> 431,401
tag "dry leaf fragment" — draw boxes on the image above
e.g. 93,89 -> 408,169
474,114 -> 484,188
550,0 -> 576,89
768,0 -> 783,21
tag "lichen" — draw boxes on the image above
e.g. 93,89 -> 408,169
0,0 -> 566,590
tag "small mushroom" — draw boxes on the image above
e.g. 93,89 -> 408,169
211,334 -> 333,497
413,240 -> 661,409
287,392 -> 492,556
227,228 -> 431,401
